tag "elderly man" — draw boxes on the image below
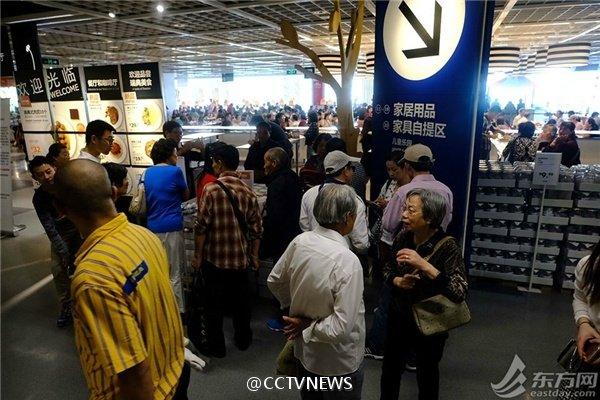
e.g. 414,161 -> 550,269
262,147 -> 302,261
382,144 -> 453,240
53,160 -> 188,400
268,184 -> 365,400
300,150 -> 369,255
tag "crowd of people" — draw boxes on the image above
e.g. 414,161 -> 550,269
170,100 -> 350,130
481,106 -> 600,167
26,100 -> 600,399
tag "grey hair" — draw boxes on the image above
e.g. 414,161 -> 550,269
406,188 -> 446,229
265,147 -> 289,168
313,184 -> 357,227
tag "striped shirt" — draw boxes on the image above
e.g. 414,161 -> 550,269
72,213 -> 184,400
196,171 -> 263,270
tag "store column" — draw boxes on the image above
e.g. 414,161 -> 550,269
371,0 -> 494,243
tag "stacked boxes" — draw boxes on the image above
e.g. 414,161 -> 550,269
469,162 -> 599,289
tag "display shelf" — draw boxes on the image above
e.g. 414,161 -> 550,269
511,228 -> 536,238
534,262 -> 557,272
475,194 -> 524,205
547,182 -> 575,191
563,280 -> 575,290
565,266 -> 576,274
478,178 -> 516,188
473,226 -> 509,236
471,240 -> 521,252
530,198 -> 574,208
537,246 -> 560,256
469,269 -> 528,283
570,216 -> 600,227
474,210 -> 524,221
539,230 -> 565,241
567,233 -> 600,243
567,249 -> 591,258
526,214 -> 569,225
522,181 -> 575,191
579,183 -> 600,192
471,255 -> 530,268
577,199 -> 600,209
469,269 -> 553,286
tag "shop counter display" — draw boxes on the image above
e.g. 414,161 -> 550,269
469,162 -> 600,290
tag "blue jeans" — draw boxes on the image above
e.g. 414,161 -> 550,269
366,283 -> 392,355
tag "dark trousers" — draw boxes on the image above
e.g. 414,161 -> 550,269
203,261 -> 253,356
380,301 -> 447,400
366,283 -> 392,355
173,361 -> 191,400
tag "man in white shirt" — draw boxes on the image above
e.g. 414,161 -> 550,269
78,120 -> 115,163
268,184 -> 365,399
299,151 -> 369,254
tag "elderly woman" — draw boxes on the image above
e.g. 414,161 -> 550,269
543,121 -> 581,167
572,240 -> 600,397
380,188 -> 467,400
268,184 -> 366,400
502,121 -> 537,163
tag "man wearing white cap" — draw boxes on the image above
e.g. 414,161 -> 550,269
382,144 -> 453,239
300,150 -> 369,254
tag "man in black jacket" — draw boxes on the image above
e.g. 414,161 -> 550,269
244,121 -> 280,183
261,147 -> 302,261
262,147 -> 302,332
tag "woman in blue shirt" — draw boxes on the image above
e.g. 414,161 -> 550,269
145,138 -> 190,313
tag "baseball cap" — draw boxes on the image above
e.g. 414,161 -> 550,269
324,150 -> 353,175
401,144 -> 434,163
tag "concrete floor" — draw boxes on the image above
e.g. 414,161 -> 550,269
1,186 -> 575,400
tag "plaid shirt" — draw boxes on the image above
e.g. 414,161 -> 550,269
196,171 -> 263,270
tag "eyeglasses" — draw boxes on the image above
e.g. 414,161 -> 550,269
403,204 -> 421,215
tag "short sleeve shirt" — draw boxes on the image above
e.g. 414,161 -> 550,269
145,165 -> 187,233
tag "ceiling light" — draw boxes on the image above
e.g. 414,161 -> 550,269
156,41 -> 165,45
108,12 -> 116,18
94,31 -> 103,35
38,32 -> 46,36
299,35 -> 312,42
156,4 -> 165,13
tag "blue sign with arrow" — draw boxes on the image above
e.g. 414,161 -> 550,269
371,0 -> 494,243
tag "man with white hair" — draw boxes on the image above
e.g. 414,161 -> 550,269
299,150 -> 369,255
268,184 -> 365,399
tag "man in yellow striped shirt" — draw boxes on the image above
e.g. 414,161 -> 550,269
53,159 -> 188,400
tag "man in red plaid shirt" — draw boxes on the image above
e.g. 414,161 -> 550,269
194,144 -> 263,358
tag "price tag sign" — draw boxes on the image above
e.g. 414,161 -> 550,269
532,152 -> 561,186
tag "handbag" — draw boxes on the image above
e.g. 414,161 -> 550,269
186,270 -> 209,353
411,237 -> 471,336
128,171 -> 146,217
276,340 -> 298,376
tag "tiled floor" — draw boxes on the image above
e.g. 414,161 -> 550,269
1,186 -> 576,400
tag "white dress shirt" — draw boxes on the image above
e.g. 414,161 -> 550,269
78,150 -> 101,163
299,182 -> 369,254
268,226 -> 365,376
573,256 -> 600,328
